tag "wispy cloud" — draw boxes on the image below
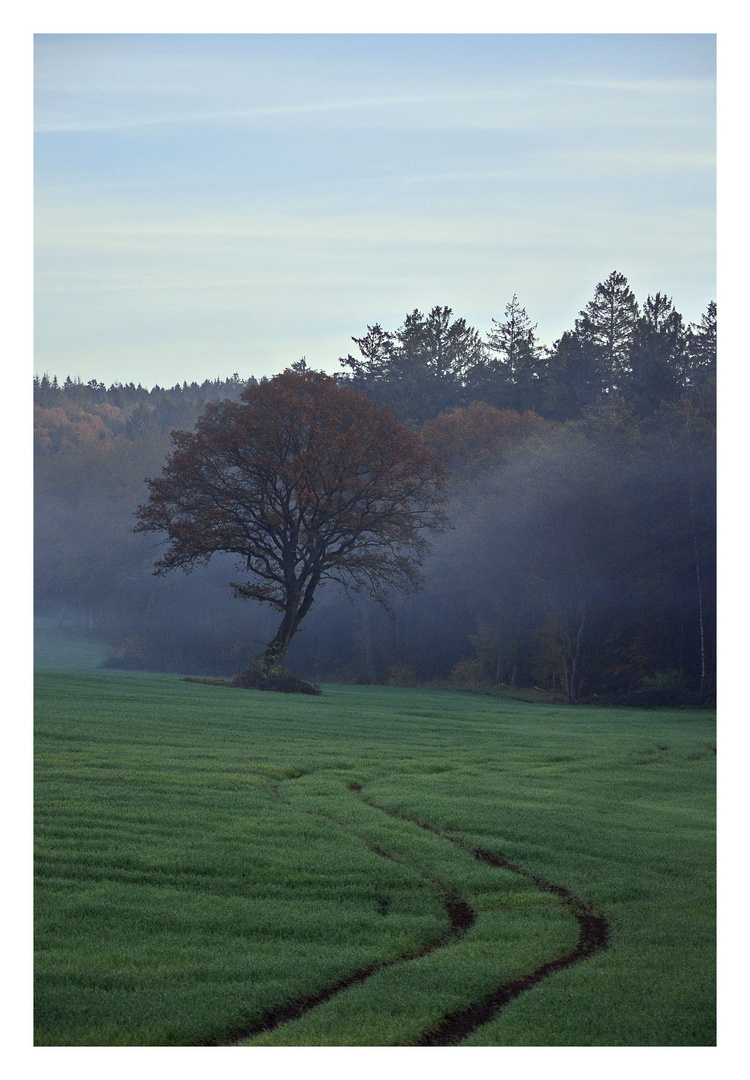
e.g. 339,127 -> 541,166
548,76 -> 714,94
36,90 -> 514,134
33,33 -> 716,387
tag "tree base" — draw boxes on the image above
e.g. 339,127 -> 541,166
232,665 -> 322,695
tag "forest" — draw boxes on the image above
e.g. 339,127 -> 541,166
34,271 -> 716,706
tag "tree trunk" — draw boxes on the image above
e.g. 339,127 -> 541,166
263,613 -> 298,671
689,490 -> 707,697
569,655 -> 581,704
569,610 -> 587,703
562,654 -> 571,701
262,569 -> 322,671
359,602 -> 375,683
563,607 -> 587,704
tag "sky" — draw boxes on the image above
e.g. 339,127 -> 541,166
34,32 -> 716,388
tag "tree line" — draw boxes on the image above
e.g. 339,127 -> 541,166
339,272 -> 715,425
34,271 -> 715,704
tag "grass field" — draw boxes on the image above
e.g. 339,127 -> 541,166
34,646 -> 716,1046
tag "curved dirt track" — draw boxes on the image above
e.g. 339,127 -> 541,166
357,790 -> 610,1045
203,784 -> 476,1046
207,779 -> 609,1046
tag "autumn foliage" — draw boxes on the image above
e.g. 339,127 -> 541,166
419,402 -> 551,484
135,369 -> 447,673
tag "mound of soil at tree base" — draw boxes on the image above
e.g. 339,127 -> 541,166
232,667 -> 322,694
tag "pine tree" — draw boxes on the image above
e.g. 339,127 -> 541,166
686,301 -> 716,396
481,295 -> 544,412
625,292 -> 688,414
575,271 -> 639,395
340,307 -> 484,424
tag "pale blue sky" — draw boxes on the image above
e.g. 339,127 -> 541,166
34,33 -> 716,387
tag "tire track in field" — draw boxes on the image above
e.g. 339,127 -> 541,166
203,782 -> 475,1046
355,789 -> 610,1046
207,780 -> 609,1046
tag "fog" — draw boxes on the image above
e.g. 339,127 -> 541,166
34,366 -> 715,705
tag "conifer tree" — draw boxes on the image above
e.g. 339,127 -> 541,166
575,271 -> 639,394
482,295 -> 543,412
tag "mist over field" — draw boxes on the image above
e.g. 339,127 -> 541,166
34,280 -> 716,706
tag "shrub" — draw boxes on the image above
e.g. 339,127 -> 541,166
386,663 -> 418,687
600,670 -> 708,708
449,658 -> 482,684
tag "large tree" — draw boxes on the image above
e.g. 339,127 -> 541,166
134,369 -> 448,672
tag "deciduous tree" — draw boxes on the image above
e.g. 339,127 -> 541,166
134,369 -> 448,672
419,401 -> 550,487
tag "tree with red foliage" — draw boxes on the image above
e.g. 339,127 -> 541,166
135,369 -> 448,673
419,401 -> 551,486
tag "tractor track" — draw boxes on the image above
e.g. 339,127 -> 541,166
202,784 -> 475,1046
356,790 -> 610,1045
204,780 -> 609,1046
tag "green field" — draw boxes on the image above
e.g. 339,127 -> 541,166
34,658 -> 716,1046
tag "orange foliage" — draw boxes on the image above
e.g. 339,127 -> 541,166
34,400 -> 130,454
419,402 -> 552,482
